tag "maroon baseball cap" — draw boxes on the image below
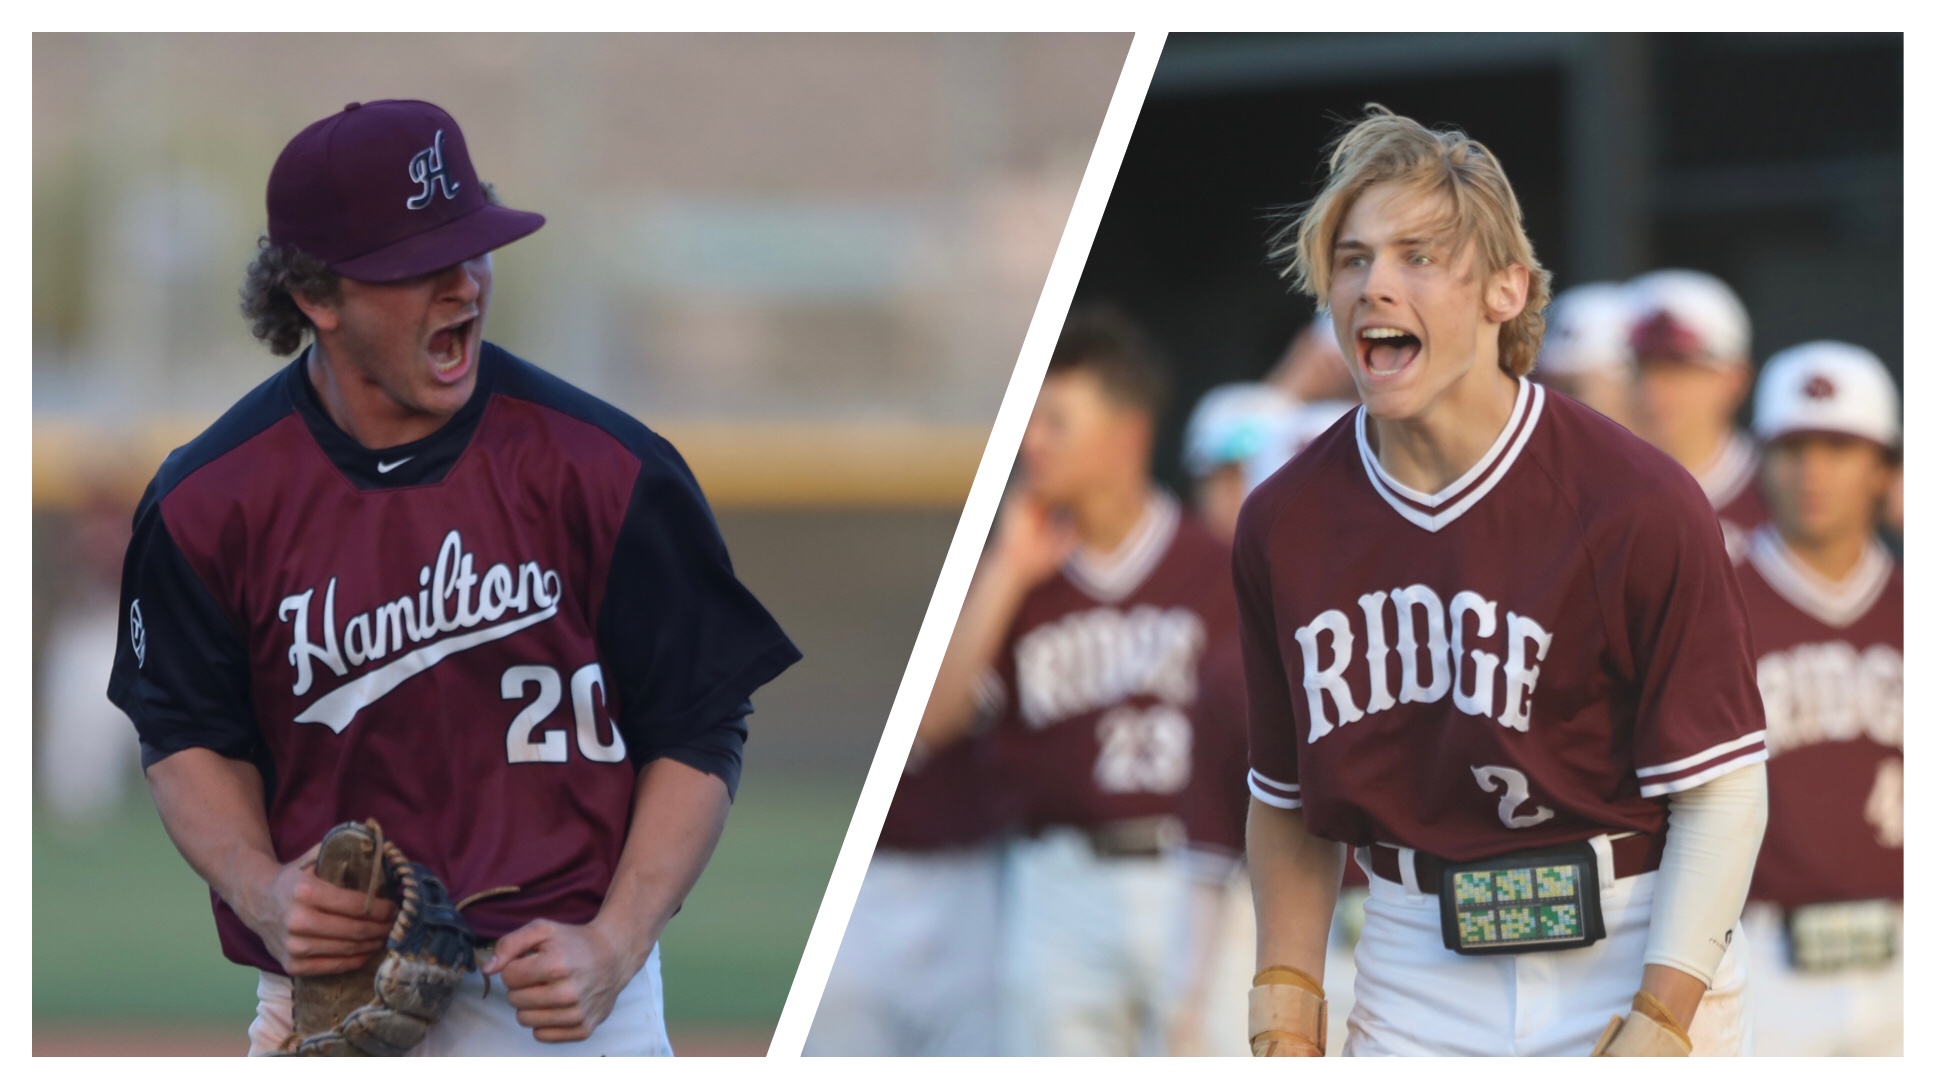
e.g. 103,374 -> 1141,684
267,99 -> 545,282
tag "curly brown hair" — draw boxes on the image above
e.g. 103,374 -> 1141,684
239,181 -> 505,357
239,238 -> 340,356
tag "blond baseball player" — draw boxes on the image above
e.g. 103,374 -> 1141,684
1238,106 -> 1768,1057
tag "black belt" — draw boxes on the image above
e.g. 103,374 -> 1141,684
1369,832 -> 1665,891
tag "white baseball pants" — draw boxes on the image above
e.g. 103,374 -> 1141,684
1742,901 -> 1901,1056
1345,861 -> 1748,1056
998,828 -> 1188,1056
803,843 -> 1004,1056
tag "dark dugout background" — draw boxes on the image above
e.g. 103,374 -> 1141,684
1074,32 -> 1903,494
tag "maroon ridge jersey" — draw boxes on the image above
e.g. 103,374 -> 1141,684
984,493 -> 1240,831
1739,526 -> 1903,909
877,733 -> 1011,852
1697,430 -> 1766,561
1237,380 -> 1766,862
109,344 -> 801,972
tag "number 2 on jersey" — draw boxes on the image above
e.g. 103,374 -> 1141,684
1470,764 -> 1554,829
502,663 -> 629,764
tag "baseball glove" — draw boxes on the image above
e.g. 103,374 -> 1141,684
274,819 -> 508,1057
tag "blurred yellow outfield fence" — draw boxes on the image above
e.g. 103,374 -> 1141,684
33,418 -> 990,511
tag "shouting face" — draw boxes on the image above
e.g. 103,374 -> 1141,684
1327,181 -> 1526,424
301,254 -> 493,434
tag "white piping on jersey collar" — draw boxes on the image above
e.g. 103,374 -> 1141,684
1693,431 -> 1757,510
1745,523 -> 1894,629
1063,489 -> 1180,603
1354,377 -> 1545,533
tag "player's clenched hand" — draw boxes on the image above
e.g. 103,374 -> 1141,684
991,491 -> 1077,588
245,842 -> 396,977
484,918 -> 639,1044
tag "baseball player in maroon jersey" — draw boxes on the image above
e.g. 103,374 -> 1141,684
802,734 -> 1010,1055
916,308 -> 1241,1055
1627,269 -> 1765,558
108,100 -> 800,1055
1733,342 -> 1902,1055
1238,106 -> 1768,1057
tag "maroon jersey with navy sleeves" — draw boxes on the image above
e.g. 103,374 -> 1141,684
1236,380 -> 1765,862
982,493 -> 1239,831
1739,526 -> 1903,909
109,343 -> 800,972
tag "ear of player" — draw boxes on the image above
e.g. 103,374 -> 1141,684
1247,965 -> 1327,1057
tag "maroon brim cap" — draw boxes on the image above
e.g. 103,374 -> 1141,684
331,201 -> 545,282
269,99 -> 545,283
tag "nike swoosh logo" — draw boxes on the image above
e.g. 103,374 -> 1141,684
377,457 -> 414,473
293,605 -> 559,733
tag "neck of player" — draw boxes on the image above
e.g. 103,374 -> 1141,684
1071,476 -> 1152,555
1781,522 -> 1875,584
1367,358 -> 1519,495
1664,421 -> 1734,480
307,340 -> 464,450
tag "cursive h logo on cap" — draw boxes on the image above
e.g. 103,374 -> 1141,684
406,129 -> 461,210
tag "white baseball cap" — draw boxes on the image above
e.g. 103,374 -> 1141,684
1626,268 -> 1752,366
1183,382 -> 1297,478
1536,282 -> 1635,377
1753,340 -> 1900,448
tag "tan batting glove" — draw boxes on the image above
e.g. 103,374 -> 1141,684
1590,991 -> 1693,1056
1247,965 -> 1326,1057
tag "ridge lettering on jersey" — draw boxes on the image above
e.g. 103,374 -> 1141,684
1293,584 -> 1553,742
1757,641 -> 1902,756
278,529 -> 562,732
1015,604 -> 1205,729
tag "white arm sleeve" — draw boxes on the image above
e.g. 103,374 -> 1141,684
1642,762 -> 1769,984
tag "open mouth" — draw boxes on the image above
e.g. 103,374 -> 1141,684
427,317 -> 475,376
1359,325 -> 1421,378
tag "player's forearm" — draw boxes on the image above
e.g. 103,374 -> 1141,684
1641,763 -> 1769,1028
144,747 -> 282,921
916,560 -> 1033,750
590,757 -> 733,977
1247,800 -> 1343,980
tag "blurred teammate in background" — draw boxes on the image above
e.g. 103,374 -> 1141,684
1534,282 -> 1639,431
1251,315 -> 1360,496
37,492 -> 141,824
1627,269 -> 1763,558
916,307 -> 1239,1055
1182,383 -> 1296,543
1169,368 -> 1363,1056
802,730 -> 1007,1054
1735,342 -> 1902,1056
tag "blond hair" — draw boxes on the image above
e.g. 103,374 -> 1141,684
1272,105 -> 1552,378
